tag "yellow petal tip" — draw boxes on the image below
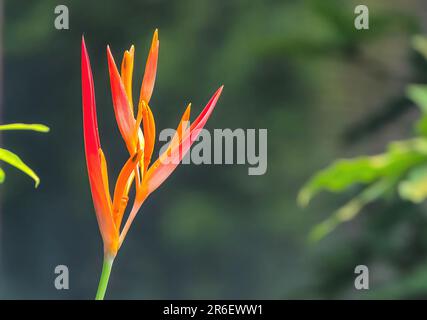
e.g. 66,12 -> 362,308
152,29 -> 159,46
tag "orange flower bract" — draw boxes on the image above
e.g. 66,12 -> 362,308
81,30 -> 223,259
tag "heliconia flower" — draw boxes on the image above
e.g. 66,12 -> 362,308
81,29 -> 223,300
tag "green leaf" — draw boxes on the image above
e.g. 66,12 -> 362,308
0,167 -> 5,184
309,178 -> 396,242
0,148 -> 40,187
407,85 -> 427,113
398,165 -> 427,203
412,35 -> 427,60
415,116 -> 427,136
407,85 -> 427,135
0,123 -> 50,132
298,138 -> 427,206
298,155 -> 387,207
300,138 -> 427,241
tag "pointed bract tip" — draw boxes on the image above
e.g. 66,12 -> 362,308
218,85 -> 224,96
214,85 -> 224,98
81,35 -> 87,51
152,29 -> 159,46
183,103 -> 192,117
106,45 -> 115,62
81,37 -> 90,63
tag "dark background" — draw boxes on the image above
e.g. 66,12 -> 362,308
1,0 -> 426,299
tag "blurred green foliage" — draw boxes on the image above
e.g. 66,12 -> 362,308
299,36 -> 427,242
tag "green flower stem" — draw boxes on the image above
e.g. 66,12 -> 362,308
95,255 -> 115,300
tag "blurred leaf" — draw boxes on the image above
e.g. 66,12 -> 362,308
298,155 -> 386,206
398,165 -> 427,203
0,167 -> 5,184
416,117 -> 427,136
412,35 -> 427,60
298,138 -> 427,207
300,138 -> 427,243
407,85 -> 427,135
407,85 -> 427,113
0,123 -> 50,132
0,148 -> 40,187
309,178 -> 396,242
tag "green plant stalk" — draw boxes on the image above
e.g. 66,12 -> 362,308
95,255 -> 115,300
